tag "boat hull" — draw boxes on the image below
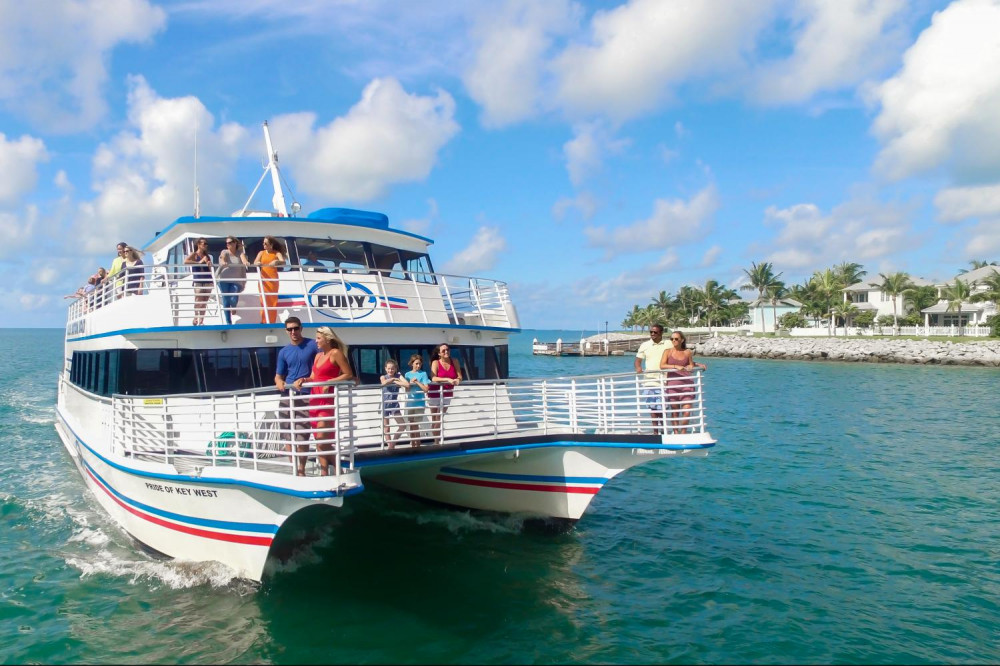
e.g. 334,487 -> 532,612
358,438 -> 713,520
55,414 -> 351,581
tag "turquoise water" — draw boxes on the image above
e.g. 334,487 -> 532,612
3,328 -> 1000,664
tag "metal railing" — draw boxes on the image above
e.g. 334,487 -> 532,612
66,264 -> 517,330
108,370 -> 708,478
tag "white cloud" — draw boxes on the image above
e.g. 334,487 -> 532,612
934,182 -> 1000,222
271,78 -> 459,202
753,0 -> 908,104
872,0 -> 1000,181
441,226 -> 507,275
398,198 -> 439,236
552,191 -> 598,221
585,185 -> 719,259
552,0 -> 769,120
700,245 -> 723,268
760,197 -> 914,270
563,122 -> 630,187
71,76 -> 247,252
0,133 -> 48,205
463,0 -> 579,127
0,205 -> 39,260
964,218 -> 1000,257
0,0 -> 166,132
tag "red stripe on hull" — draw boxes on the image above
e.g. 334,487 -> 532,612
435,474 -> 600,495
85,467 -> 273,547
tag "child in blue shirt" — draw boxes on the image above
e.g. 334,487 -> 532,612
403,353 -> 430,447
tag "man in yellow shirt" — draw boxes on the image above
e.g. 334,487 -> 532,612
634,324 -> 669,435
107,242 -> 128,297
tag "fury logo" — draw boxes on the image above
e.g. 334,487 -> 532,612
308,281 -> 377,320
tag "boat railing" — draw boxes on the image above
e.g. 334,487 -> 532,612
65,263 -> 517,330
108,369 -> 708,478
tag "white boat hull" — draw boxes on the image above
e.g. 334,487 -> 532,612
55,413 -> 355,581
358,437 -> 713,520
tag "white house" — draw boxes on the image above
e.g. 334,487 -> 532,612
843,276 -> 936,321
921,266 -> 999,327
747,297 -> 802,333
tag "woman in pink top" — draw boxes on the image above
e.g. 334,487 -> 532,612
659,330 -> 707,434
429,343 -> 462,444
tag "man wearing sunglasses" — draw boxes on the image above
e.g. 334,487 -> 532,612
275,317 -> 319,474
634,324 -> 669,435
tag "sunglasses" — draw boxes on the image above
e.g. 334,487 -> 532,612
671,337 -> 682,341
286,326 -> 302,332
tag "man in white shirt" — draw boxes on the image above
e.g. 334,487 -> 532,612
634,325 -> 669,434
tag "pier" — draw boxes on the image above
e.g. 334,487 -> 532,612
532,331 -> 714,356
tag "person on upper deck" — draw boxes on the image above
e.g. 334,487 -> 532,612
254,236 -> 285,324
292,326 -> 353,476
275,316 -> 319,476
184,238 -> 214,326
107,242 -> 128,298
429,343 -> 462,444
659,330 -> 706,434
124,247 -> 144,296
217,237 -> 249,324
634,324 -> 669,435
300,250 -> 322,267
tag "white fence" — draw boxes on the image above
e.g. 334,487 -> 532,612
786,325 -> 992,337
66,264 -> 517,330
110,369 -> 708,478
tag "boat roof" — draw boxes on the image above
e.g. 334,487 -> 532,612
141,207 -> 433,254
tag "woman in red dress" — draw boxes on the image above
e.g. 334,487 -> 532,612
658,330 -> 707,434
428,343 -> 462,444
292,327 -> 353,475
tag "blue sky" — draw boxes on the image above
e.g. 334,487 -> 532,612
3,0 -> 1000,330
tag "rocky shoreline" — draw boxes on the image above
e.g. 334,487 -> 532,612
694,335 -> 1000,367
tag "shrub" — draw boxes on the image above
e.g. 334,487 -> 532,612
778,312 -> 807,330
987,313 -> 1000,338
854,311 -> 875,329
877,314 -> 895,328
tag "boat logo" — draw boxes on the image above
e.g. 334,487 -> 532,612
307,281 -> 408,320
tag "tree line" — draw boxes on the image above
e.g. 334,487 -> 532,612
621,260 -> 1000,334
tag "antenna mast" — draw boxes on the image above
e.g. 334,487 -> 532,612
193,126 -> 201,218
263,121 -> 288,217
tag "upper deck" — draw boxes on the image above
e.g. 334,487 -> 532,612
66,208 -> 519,341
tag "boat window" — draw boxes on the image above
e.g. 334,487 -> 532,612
69,344 -> 507,397
292,239 -> 337,272
308,239 -> 367,273
401,251 -> 434,284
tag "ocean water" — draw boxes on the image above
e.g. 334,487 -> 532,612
3,327 -> 1000,664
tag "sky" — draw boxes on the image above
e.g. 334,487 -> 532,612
3,0 -> 1000,331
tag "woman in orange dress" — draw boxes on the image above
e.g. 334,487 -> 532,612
292,327 -> 353,476
253,235 -> 285,323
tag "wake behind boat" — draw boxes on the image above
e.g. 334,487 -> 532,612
55,123 -> 716,580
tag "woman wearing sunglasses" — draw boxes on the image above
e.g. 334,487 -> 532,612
659,330 -> 707,434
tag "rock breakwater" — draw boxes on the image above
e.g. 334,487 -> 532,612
695,336 -> 1000,367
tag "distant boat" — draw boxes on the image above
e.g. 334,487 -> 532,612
56,122 -> 716,580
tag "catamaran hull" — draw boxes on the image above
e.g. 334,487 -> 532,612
358,440 -> 714,520
54,415 -> 348,581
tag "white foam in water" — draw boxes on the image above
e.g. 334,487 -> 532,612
264,523 -> 339,577
408,508 -> 525,534
66,552 -> 248,591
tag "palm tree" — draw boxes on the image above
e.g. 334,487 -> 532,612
831,301 -> 860,335
650,290 -> 673,321
766,283 -> 788,334
958,260 -> 998,274
675,285 -> 701,325
879,271 -> 912,335
621,304 -> 641,331
942,278 -> 973,335
741,261 -> 783,333
810,268 -> 842,336
971,271 -> 1000,307
699,279 -> 738,332
834,262 -> 867,289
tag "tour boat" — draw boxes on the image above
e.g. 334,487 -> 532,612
55,123 -> 716,581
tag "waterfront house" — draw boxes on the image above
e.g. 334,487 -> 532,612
843,276 -> 936,321
748,297 -> 802,333
920,266 -> 1000,327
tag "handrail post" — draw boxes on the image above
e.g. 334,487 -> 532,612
439,275 -> 458,325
